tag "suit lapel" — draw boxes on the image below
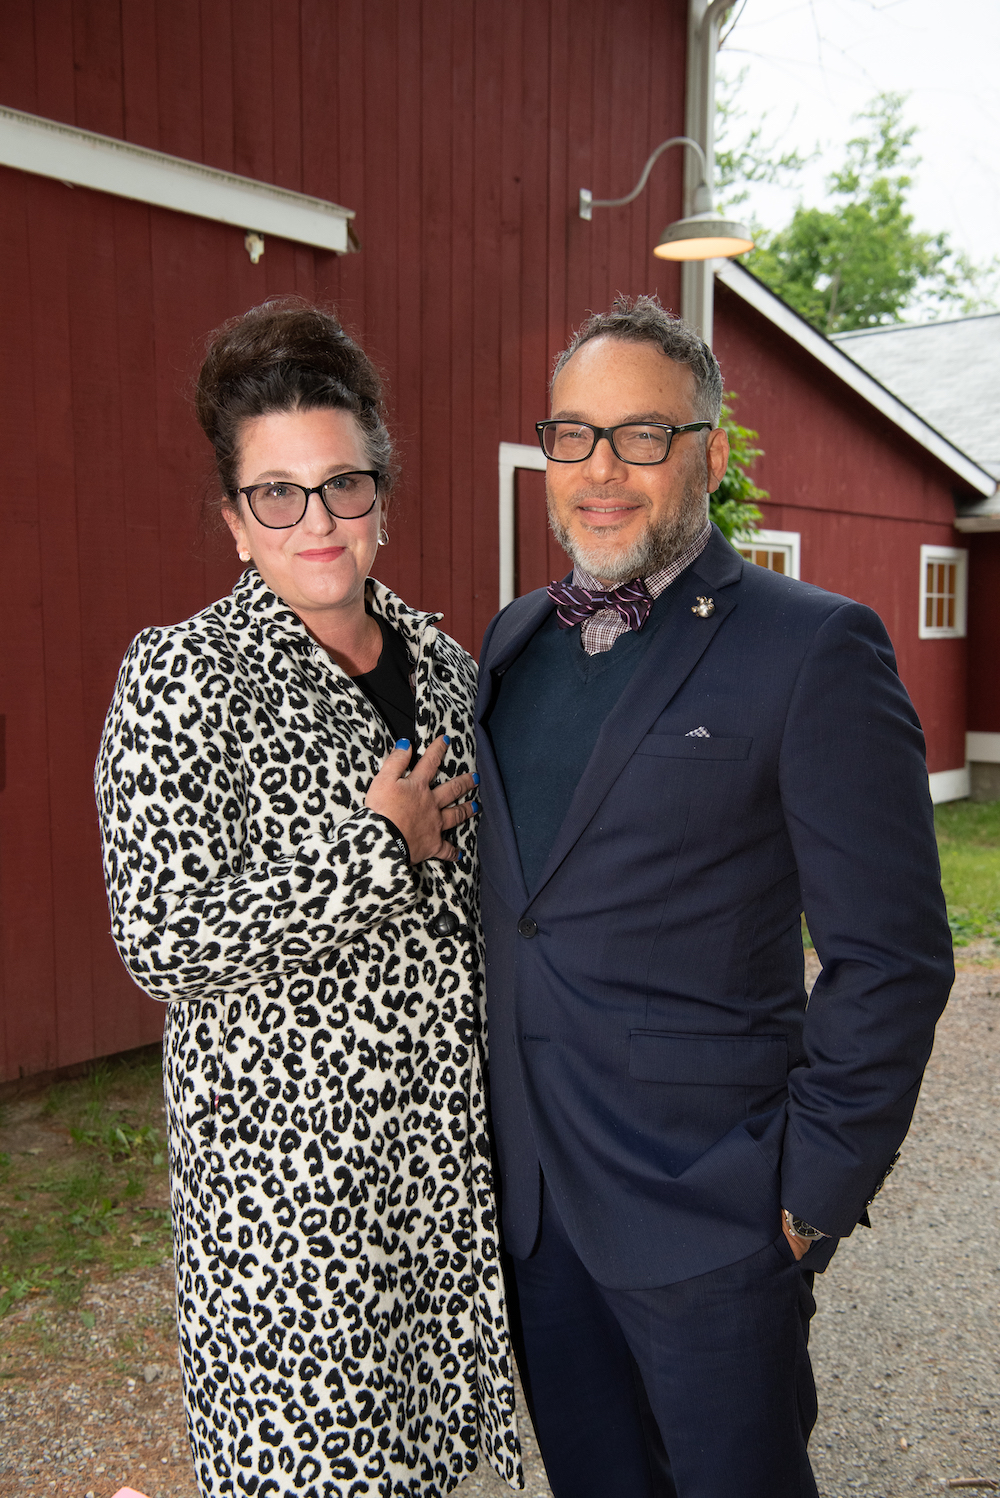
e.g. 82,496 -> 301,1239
530,535 -> 743,895
480,589 -> 556,681
475,589 -> 557,904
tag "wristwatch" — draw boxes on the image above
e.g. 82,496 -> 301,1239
782,1208 -> 828,1241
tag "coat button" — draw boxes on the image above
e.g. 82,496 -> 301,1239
431,909 -> 460,937
517,918 -> 538,938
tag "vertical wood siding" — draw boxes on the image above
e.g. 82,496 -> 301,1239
517,471 -> 574,597
967,536 -> 1000,736
0,0 -> 687,1080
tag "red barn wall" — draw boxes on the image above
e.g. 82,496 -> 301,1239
967,535 -> 1000,734
0,0 -> 688,1081
713,283 -> 967,776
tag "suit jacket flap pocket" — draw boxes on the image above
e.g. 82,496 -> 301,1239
635,734 -> 752,761
629,1031 -> 788,1086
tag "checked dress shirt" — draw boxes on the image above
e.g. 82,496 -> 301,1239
567,522 -> 712,656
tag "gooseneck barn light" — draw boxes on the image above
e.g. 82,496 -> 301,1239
579,135 -> 754,261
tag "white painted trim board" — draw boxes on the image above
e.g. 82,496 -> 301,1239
967,732 -> 1000,764
499,442 -> 547,607
928,767 -> 970,803
0,105 -> 353,253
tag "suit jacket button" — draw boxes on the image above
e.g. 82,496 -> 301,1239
517,918 -> 538,938
431,909 -> 460,937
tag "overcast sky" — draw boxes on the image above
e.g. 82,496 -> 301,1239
717,0 -> 1000,277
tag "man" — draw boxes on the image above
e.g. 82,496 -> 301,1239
474,295 -> 952,1498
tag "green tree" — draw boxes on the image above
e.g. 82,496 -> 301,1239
710,396 -> 765,544
714,68 -> 813,214
745,93 -> 994,333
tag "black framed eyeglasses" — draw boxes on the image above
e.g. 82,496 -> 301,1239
236,470 -> 380,529
535,420 -> 712,465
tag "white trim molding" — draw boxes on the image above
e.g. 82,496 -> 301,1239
714,261 -> 996,498
499,441 -> 547,607
734,528 -> 801,580
0,105 -> 354,253
967,732 -> 1000,764
928,767 -> 970,803
954,513 -> 1000,532
918,544 -> 967,639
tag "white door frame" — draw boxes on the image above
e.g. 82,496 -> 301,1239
498,442 -> 548,607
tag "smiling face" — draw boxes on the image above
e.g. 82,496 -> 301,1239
224,405 -> 382,630
545,335 -> 729,584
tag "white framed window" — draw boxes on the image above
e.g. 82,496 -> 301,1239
734,529 -> 801,580
919,545 -> 967,638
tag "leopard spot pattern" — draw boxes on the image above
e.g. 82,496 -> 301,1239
95,571 -> 520,1497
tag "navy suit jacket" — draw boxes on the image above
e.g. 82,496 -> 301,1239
475,527 -> 953,1289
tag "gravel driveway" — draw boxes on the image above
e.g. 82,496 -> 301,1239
1,962 -> 996,1498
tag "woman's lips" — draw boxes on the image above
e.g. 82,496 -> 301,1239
297,546 -> 347,561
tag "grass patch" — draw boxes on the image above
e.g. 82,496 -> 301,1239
0,1049 -> 171,1318
800,801 -> 1000,955
935,800 -> 1000,945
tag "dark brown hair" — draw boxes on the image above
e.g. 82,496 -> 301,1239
196,298 -> 396,509
552,293 -> 723,425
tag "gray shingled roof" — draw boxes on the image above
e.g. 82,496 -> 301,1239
832,314 -> 1000,481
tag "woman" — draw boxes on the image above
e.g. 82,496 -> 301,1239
95,301 -> 520,1498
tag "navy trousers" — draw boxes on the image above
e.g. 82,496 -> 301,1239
508,1186 -> 819,1498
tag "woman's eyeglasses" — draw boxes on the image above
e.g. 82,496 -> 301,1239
236,470 -> 380,528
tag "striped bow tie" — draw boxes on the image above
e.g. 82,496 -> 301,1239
547,576 -> 653,632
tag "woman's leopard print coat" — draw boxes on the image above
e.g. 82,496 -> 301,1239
95,569 -> 521,1498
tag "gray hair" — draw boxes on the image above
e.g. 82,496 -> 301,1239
551,293 -> 723,425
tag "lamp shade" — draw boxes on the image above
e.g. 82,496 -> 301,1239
654,213 -> 754,261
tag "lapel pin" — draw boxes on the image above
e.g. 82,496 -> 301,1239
691,596 -> 715,618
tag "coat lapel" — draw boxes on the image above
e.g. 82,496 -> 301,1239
475,589 -> 557,905
529,533 -> 743,896
479,589 -> 557,682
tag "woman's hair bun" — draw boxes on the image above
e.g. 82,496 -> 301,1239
196,298 -> 395,502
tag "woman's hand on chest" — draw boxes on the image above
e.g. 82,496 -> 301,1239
365,734 -> 480,864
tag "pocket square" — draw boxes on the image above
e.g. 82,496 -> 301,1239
685,726 -> 711,738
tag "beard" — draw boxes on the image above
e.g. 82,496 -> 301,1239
547,472 -> 709,585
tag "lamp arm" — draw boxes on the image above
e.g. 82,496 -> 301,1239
581,135 -> 708,219
699,0 -> 734,39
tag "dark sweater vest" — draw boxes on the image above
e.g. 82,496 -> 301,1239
488,595 -> 670,892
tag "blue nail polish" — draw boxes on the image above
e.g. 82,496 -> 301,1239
443,735 -> 451,745
395,738 -> 411,751
471,801 -> 480,814
473,773 -> 480,785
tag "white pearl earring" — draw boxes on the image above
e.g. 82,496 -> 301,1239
377,529 -> 389,547
238,550 -> 251,562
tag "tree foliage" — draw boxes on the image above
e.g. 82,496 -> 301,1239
710,396 -> 765,544
741,93 -> 996,333
714,68 -> 813,213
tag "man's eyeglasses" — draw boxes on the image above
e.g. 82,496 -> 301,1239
236,470 -> 380,529
536,420 -> 712,466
